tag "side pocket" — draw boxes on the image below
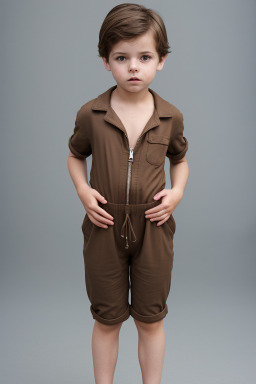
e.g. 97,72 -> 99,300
146,133 -> 169,166
81,213 -> 94,241
166,215 -> 176,237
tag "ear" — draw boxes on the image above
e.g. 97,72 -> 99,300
102,57 -> 111,71
156,54 -> 168,71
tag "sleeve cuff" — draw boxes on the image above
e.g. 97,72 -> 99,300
68,137 -> 91,160
166,137 -> 188,162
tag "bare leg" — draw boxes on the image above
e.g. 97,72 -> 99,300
134,319 -> 166,384
92,320 -> 123,384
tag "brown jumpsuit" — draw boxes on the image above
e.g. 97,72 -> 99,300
68,85 -> 188,325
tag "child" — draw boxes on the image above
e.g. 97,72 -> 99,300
68,3 -> 189,383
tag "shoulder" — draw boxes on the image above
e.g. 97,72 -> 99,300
150,88 -> 183,121
75,98 -> 97,120
168,102 -> 183,119
162,97 -> 183,119
156,93 -> 185,132
162,98 -> 184,127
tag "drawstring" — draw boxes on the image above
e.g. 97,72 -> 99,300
121,212 -> 137,249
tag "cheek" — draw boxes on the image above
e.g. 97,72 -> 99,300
112,64 -> 125,78
143,68 -> 156,81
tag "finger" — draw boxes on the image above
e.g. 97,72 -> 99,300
156,218 -> 169,227
145,206 -> 162,215
91,212 -> 115,228
91,218 -> 110,229
145,208 -> 166,219
95,206 -> 114,221
149,213 -> 169,225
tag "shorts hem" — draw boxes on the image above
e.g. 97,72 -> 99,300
130,303 -> 168,323
90,304 -> 130,325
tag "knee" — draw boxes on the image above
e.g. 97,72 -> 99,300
133,318 -> 163,333
95,319 -> 123,333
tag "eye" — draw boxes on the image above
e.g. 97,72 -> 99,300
141,55 -> 151,61
116,56 -> 126,62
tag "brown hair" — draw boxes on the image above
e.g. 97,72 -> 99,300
98,3 -> 171,63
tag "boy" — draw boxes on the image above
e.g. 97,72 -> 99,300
67,3 -> 189,383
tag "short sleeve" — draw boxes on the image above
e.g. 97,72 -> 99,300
68,107 -> 92,159
166,112 -> 188,162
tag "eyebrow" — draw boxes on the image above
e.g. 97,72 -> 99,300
112,51 -> 154,55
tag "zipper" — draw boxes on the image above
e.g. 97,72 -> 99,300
123,129 -> 145,205
126,148 -> 133,204
121,146 -> 133,249
124,131 -> 143,156
122,131 -> 145,249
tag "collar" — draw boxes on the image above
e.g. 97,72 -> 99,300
91,84 -> 174,117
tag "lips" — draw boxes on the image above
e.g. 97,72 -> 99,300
128,77 -> 141,81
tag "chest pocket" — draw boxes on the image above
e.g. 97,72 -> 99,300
146,133 -> 169,166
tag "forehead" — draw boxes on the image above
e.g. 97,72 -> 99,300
110,30 -> 157,55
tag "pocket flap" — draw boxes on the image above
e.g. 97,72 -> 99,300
147,134 -> 169,145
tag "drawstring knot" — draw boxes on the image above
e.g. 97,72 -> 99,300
121,212 -> 137,249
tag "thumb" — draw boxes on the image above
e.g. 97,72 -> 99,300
95,191 -> 108,204
153,190 -> 165,200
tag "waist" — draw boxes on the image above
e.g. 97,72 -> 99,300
98,199 -> 161,214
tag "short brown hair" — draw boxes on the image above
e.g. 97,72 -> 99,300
98,3 -> 171,63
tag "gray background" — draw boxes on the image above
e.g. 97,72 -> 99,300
1,0 -> 255,383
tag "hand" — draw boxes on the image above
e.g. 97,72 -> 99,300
77,185 -> 114,229
144,187 -> 183,226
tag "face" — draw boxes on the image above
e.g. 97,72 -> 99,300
102,29 -> 167,92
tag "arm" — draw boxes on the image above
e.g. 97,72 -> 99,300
67,151 -> 114,228
167,111 -> 189,204
169,154 -> 189,204
67,150 -> 90,196
67,107 -> 113,227
145,112 -> 189,225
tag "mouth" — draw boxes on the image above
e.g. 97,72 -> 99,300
128,77 -> 141,81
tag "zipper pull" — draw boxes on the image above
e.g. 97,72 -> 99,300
129,148 -> 133,161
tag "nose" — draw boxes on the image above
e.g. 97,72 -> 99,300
128,59 -> 139,72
